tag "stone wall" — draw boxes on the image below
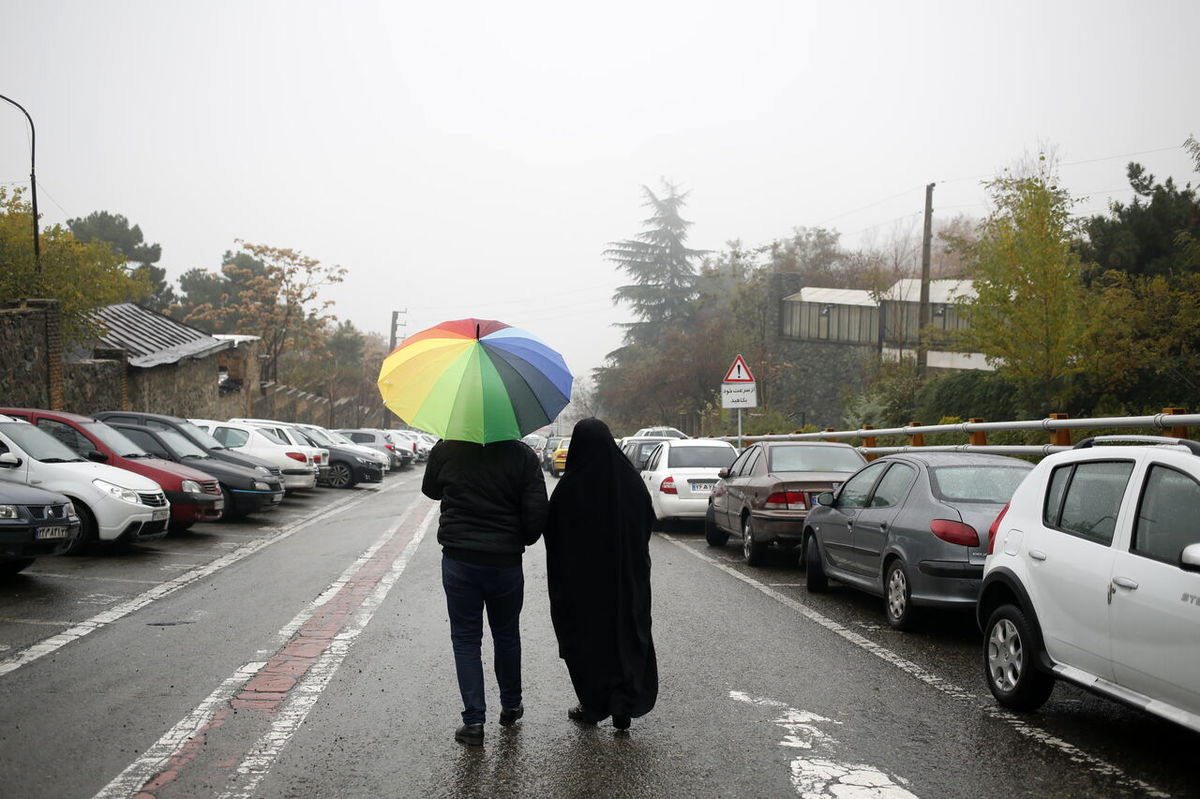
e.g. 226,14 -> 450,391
768,337 -> 876,429
0,300 -> 61,408
63,360 -> 125,413
127,356 -> 225,419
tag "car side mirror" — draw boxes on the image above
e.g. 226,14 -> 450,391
0,452 -> 21,468
815,492 -> 835,507
85,450 -> 108,463
1181,542 -> 1200,572
718,468 -> 730,479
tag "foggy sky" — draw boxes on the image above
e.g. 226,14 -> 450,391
2,0 -> 1197,384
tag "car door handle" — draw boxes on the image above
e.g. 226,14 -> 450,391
1029,549 -> 1047,561
846,519 -> 854,528
1112,576 -> 1139,590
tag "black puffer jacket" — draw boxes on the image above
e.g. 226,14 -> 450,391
421,439 -> 548,563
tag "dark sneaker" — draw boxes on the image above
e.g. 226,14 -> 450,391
454,723 -> 484,746
567,704 -> 604,725
612,714 -> 631,730
499,705 -> 524,726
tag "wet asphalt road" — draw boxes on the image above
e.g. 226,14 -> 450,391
0,467 -> 1197,799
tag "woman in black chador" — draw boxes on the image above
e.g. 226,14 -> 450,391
545,418 -> 658,730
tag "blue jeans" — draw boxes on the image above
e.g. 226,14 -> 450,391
441,556 -> 524,725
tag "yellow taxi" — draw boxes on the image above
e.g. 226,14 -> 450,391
550,437 -> 570,477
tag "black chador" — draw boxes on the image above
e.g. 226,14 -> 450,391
545,418 -> 658,727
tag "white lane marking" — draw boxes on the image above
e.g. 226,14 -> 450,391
220,504 -> 436,799
0,479 -> 408,679
732,691 -> 918,798
93,501 -> 435,799
662,536 -> 1169,799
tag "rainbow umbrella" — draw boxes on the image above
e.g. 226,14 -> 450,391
377,318 -> 573,444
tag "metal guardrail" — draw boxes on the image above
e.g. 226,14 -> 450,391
713,409 -> 1199,458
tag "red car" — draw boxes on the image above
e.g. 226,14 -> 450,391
0,408 -> 223,530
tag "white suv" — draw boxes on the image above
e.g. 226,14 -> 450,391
978,436 -> 1200,733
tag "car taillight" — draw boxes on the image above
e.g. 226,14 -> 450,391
313,454 -> 322,463
286,452 -> 307,463
659,476 -> 678,494
930,519 -> 980,547
764,491 -> 807,510
385,444 -> 395,451
987,503 -> 1010,554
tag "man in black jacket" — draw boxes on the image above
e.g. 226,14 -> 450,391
421,437 -> 549,746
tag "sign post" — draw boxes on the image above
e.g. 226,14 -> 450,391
721,355 -> 757,449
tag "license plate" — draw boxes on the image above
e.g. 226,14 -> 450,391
213,500 -> 224,510
35,526 -> 69,540
270,494 -> 283,503
691,482 -> 715,493
152,509 -> 169,522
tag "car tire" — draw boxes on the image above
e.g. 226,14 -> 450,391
62,503 -> 97,555
704,504 -> 729,547
983,603 -> 1055,711
0,558 -> 35,575
327,461 -> 355,489
804,534 -> 828,592
220,486 -> 246,522
884,559 -> 915,630
742,515 -> 767,566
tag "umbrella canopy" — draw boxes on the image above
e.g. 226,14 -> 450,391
377,318 -> 573,444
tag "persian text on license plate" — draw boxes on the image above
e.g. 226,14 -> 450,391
35,526 -> 69,540
151,509 -> 169,522
690,481 -> 715,492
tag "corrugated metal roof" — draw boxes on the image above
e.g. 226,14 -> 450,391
783,287 -> 877,307
87,303 -> 231,368
880,278 -> 974,304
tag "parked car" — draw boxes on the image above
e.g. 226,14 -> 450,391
106,423 -> 285,520
0,414 -> 170,553
620,436 -> 673,471
0,482 -> 80,574
320,428 -> 396,472
0,408 -> 223,530
804,452 -> 1033,630
390,429 -> 431,461
336,428 -> 414,470
291,423 -> 390,474
230,419 -> 331,482
92,411 -> 286,486
978,436 -> 1200,733
190,420 -> 318,491
632,426 -> 690,440
706,441 -> 867,566
640,438 -> 738,525
287,425 -> 383,489
542,436 -> 563,471
550,438 -> 571,477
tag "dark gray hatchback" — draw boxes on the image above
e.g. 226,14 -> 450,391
803,452 -> 1032,630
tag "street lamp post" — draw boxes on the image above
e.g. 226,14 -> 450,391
0,93 -> 40,272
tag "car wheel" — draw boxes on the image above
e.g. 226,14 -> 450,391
884,559 -> 915,630
220,486 -> 246,522
804,534 -> 828,592
984,603 -> 1055,711
0,558 -> 35,575
62,503 -> 97,555
327,461 -> 355,489
742,515 -> 767,566
704,504 -> 729,547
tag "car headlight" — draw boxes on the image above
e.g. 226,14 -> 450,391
92,478 -> 141,504
355,456 -> 372,465
0,505 -> 18,519
253,481 -> 272,491
255,466 -> 271,475
181,480 -> 201,494
63,501 -> 75,516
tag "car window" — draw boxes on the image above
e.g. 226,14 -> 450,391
668,446 -> 736,469
1133,464 -> 1200,564
1044,460 -> 1134,545
256,427 -> 288,445
838,461 -> 889,509
100,414 -> 141,426
214,426 -> 250,448
869,463 -> 917,507
769,446 -> 865,473
0,421 -> 84,462
727,447 -> 754,476
645,445 -> 663,471
36,419 -> 98,455
745,448 -> 764,476
121,428 -> 171,459
929,464 -> 1032,503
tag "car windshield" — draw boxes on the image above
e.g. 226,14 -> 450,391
300,426 -> 335,445
180,421 -> 223,449
668,445 -> 735,469
0,421 -> 85,462
929,464 -> 1033,503
769,446 -> 865,473
160,429 -> 210,458
327,430 -> 356,445
84,422 -> 149,457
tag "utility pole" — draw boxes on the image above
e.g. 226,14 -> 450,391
917,182 -> 935,379
389,309 -> 407,352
